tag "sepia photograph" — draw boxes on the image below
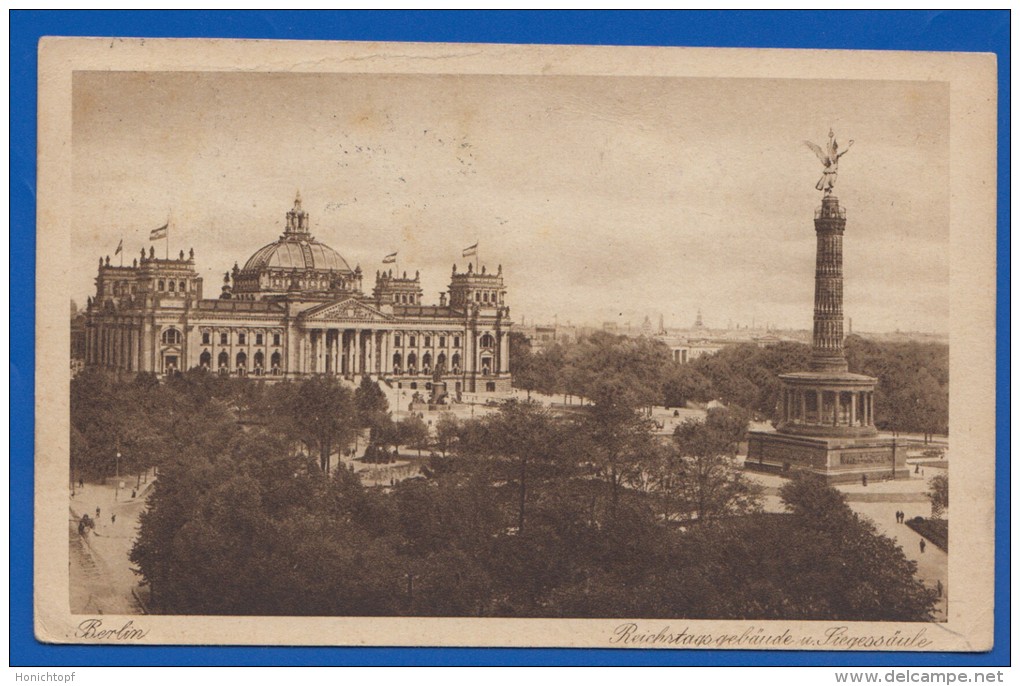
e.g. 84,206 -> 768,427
34,37 -> 997,649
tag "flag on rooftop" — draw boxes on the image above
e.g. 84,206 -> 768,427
382,252 -> 398,264
462,242 -> 478,257
150,223 -> 168,241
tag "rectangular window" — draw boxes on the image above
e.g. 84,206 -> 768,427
273,333 -> 281,346
394,334 -> 402,347
220,333 -> 228,345
454,336 -> 461,348
202,332 -> 210,345
439,336 -> 446,348
409,336 -> 416,348
256,333 -> 264,345
238,333 -> 247,345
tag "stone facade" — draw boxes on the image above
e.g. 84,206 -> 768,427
83,194 -> 513,395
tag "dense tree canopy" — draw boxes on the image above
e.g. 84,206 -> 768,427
510,332 -> 948,435
73,359 -> 938,620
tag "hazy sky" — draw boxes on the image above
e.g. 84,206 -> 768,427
72,71 -> 949,333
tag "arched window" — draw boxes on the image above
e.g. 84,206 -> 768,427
271,351 -> 282,373
392,352 -> 402,374
407,352 -> 417,372
158,280 -> 165,291
168,280 -> 176,292
451,353 -> 461,372
161,328 -> 182,345
482,291 -> 488,302
200,351 -> 211,368
236,351 -> 247,368
254,351 -> 264,371
480,333 -> 495,348
179,281 -> 186,292
218,351 -> 229,369
422,352 -> 432,372
437,352 -> 446,371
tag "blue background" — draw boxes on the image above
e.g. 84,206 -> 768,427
10,10 -> 1009,667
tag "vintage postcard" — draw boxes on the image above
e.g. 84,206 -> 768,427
36,38 -> 996,649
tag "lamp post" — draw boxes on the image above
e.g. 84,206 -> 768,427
115,450 -> 121,501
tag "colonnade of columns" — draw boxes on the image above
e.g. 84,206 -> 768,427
302,328 -> 384,376
781,387 -> 874,427
87,322 -> 144,373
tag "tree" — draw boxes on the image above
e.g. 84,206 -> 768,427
776,473 -> 938,621
459,400 -> 569,534
268,377 -> 357,472
355,375 -> 389,428
508,332 -> 540,400
583,381 -> 659,520
927,473 -> 948,519
398,414 -> 430,458
661,365 -> 712,408
434,413 -> 460,457
665,407 -> 762,522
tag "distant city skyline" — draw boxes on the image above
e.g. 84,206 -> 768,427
72,72 -> 949,335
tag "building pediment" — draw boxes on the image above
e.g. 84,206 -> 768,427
301,298 -> 393,324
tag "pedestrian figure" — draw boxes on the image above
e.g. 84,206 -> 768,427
936,580 -> 943,597
131,489 -> 136,499
95,506 -> 100,519
862,473 -> 868,487
78,478 -> 84,489
919,539 -> 926,553
915,464 -> 920,474
895,510 -> 900,524
111,514 -> 116,524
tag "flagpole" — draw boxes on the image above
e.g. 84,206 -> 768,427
166,214 -> 170,260
119,238 -> 124,267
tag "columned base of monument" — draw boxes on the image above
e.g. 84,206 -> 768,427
746,429 -> 910,484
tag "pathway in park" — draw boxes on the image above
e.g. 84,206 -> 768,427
69,479 -> 152,615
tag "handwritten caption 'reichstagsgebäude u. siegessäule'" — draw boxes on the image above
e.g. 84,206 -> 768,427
610,624 -> 934,650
